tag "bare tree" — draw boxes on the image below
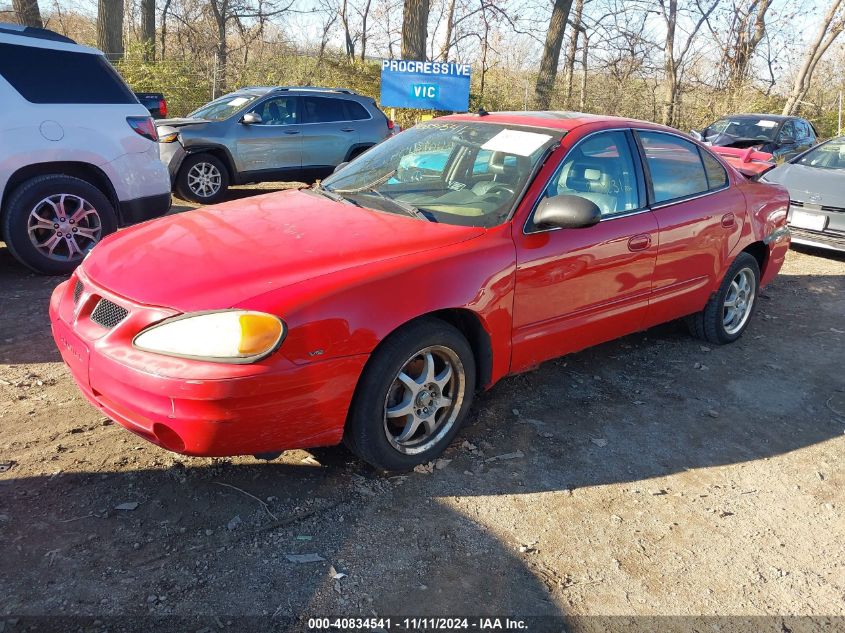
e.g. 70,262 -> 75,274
97,0 -> 125,60
12,0 -> 42,27
401,0 -> 429,60
657,0 -> 719,126
782,0 -> 845,115
562,0 -> 584,108
533,0 -> 573,109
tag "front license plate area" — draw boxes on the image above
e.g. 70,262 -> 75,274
790,209 -> 827,231
54,321 -> 90,383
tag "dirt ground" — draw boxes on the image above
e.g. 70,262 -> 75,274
1,186 -> 844,632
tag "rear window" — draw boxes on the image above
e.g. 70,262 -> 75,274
0,43 -> 135,104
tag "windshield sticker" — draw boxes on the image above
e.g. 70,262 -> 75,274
755,120 -> 778,128
481,130 -> 552,156
228,97 -> 249,107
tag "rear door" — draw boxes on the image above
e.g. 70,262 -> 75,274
234,95 -> 302,174
300,96 -> 360,172
635,130 -> 746,327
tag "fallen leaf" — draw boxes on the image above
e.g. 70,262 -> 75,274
285,553 -> 325,563
114,502 -> 139,511
590,438 -> 608,448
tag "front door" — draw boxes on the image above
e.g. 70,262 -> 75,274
511,129 -> 658,371
234,95 -> 302,174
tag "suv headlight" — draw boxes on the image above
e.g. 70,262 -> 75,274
133,311 -> 285,363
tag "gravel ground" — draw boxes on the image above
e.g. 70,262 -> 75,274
1,188 -> 843,632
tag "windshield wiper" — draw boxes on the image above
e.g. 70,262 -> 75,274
355,189 -> 431,221
311,183 -> 363,207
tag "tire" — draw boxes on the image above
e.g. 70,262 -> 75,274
175,153 -> 229,204
2,175 -> 117,275
687,252 -> 761,345
344,317 -> 476,471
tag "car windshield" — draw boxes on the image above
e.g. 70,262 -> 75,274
187,93 -> 260,121
707,117 -> 781,141
794,137 -> 845,169
321,121 -> 561,227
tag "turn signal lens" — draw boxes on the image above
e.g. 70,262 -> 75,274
133,311 -> 285,363
238,313 -> 284,355
159,132 -> 179,143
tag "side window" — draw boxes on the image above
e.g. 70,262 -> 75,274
638,131 -> 709,204
700,150 -> 728,190
779,120 -> 796,142
251,97 -> 297,125
302,96 -> 347,123
342,100 -> 370,121
796,120 -> 812,141
536,130 -> 641,222
0,43 -> 135,104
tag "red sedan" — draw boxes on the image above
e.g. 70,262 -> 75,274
49,112 -> 791,471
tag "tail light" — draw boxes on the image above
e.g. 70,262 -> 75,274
387,119 -> 395,130
158,98 -> 168,118
127,116 -> 158,142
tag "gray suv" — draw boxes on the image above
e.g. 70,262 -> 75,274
157,86 -> 395,203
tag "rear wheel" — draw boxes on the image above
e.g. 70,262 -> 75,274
176,153 -> 229,204
687,252 -> 760,344
344,318 -> 476,471
2,175 -> 116,275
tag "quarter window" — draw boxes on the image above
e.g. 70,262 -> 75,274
700,150 -> 728,190
638,131 -> 709,204
535,130 -> 641,223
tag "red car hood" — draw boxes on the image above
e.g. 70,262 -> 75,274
83,189 -> 485,312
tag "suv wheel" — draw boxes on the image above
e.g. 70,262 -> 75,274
176,153 -> 229,204
2,175 -> 117,275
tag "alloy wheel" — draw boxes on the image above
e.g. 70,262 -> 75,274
187,162 -> 222,198
723,267 -> 756,335
27,194 -> 102,262
383,345 -> 466,455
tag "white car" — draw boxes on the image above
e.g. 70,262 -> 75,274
0,23 -> 171,274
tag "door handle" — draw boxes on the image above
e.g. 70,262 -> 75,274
627,234 -> 651,252
721,212 -> 736,228
340,128 -> 355,132
283,130 -> 300,135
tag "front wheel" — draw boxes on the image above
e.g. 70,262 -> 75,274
175,153 -> 229,204
687,252 -> 761,344
344,318 -> 476,471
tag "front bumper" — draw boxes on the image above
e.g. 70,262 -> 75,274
117,192 -> 172,227
49,273 -> 368,457
788,226 -> 845,253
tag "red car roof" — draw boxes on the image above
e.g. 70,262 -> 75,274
439,111 -> 657,132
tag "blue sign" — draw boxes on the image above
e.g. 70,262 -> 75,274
380,59 -> 471,112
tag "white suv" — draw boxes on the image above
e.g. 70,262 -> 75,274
0,23 -> 171,274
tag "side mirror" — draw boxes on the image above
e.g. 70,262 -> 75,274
241,112 -> 262,125
534,194 -> 601,230
689,130 -> 703,141
333,161 -> 349,174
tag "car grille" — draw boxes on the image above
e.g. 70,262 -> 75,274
789,227 -> 845,248
90,298 -> 129,329
790,200 -> 845,214
73,280 -> 83,304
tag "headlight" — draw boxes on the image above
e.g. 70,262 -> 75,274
133,311 -> 285,363
159,132 -> 179,143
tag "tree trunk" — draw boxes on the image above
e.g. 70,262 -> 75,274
782,0 -> 845,115
563,0 -> 582,109
160,0 -> 171,59
533,0 -> 573,110
209,0 -> 228,97
661,0 -> 677,126
439,0 -> 456,61
12,0 -> 42,28
360,0 -> 372,61
401,0 -> 429,61
140,0 -> 155,61
97,0 -> 125,60
579,33 -> 588,111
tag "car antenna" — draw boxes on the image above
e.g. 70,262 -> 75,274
478,107 -> 489,116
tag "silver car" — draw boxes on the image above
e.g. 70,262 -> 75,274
762,136 -> 845,253
157,86 -> 395,203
